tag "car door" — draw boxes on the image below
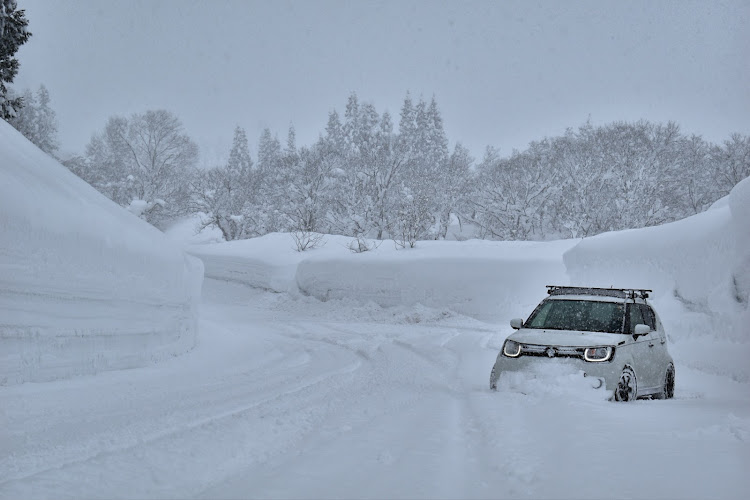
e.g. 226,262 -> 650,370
640,304 -> 671,379
626,303 -> 660,393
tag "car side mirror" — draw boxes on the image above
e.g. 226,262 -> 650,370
633,324 -> 650,337
510,318 -> 524,330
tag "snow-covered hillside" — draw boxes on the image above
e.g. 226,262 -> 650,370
0,120 -> 203,385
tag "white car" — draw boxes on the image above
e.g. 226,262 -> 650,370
489,286 -> 675,401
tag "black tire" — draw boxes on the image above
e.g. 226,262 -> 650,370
613,366 -> 638,402
656,364 -> 675,400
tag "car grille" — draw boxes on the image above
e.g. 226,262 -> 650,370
520,344 -> 585,359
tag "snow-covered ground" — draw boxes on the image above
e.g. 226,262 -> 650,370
1,123 -> 749,498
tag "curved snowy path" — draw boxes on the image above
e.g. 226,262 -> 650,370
1,279 -> 749,499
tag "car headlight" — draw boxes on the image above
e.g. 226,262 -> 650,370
503,339 -> 522,358
584,346 -> 614,362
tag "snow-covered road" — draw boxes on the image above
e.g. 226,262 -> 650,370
2,278 -> 748,499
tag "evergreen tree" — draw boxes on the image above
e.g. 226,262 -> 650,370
33,84 -> 58,154
257,127 -> 282,173
8,84 -> 59,155
255,127 -> 286,232
6,86 -> 33,135
343,92 -> 359,149
397,91 -> 416,152
189,126 -> 262,241
324,110 -> 345,152
227,125 -> 253,177
0,0 -> 31,120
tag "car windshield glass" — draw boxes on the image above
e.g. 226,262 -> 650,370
525,300 -> 625,333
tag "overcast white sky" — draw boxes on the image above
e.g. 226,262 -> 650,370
14,0 -> 750,164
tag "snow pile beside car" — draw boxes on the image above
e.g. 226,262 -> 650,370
0,120 -> 203,385
563,176 -> 750,342
492,360 -> 611,403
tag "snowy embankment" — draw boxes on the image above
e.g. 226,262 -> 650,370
0,120 -> 203,385
564,177 -> 750,335
564,177 -> 750,382
184,231 -> 577,322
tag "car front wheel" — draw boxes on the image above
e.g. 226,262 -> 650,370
613,366 -> 638,402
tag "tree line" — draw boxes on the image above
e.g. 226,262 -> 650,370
8,88 -> 750,247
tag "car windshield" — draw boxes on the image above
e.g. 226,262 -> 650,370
525,299 -> 625,333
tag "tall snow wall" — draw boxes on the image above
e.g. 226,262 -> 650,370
0,120 -> 204,385
563,176 -> 750,341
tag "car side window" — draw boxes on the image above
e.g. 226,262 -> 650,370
638,304 -> 656,330
627,303 -> 646,335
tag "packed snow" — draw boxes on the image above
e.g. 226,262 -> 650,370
0,120 -> 203,384
2,123 -> 749,498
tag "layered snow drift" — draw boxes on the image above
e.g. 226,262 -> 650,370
0,120 -> 203,385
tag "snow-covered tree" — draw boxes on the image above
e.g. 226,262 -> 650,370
437,142 -> 473,238
282,141 -> 339,238
712,133 -> 750,197
0,0 -> 30,120
227,125 -> 252,177
190,126 -> 258,241
470,144 -> 556,240
80,110 -> 199,227
8,84 -> 59,155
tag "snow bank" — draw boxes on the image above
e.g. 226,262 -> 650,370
187,233 -> 317,292
185,231 -> 576,322
564,176 -> 750,343
0,120 -> 203,385
296,239 -> 577,321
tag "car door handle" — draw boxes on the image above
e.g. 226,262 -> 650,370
648,343 -> 655,348
660,340 -> 666,345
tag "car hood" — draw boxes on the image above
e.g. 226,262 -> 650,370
509,328 -> 626,347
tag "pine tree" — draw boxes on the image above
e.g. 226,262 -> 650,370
33,84 -> 58,154
7,86 -> 33,136
227,125 -> 252,177
343,92 -> 359,148
190,126 -> 257,242
324,110 -> 345,152
257,128 -> 282,173
8,84 -> 59,155
0,0 -> 31,119
397,91 -> 416,153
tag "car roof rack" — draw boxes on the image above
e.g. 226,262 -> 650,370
546,285 -> 652,300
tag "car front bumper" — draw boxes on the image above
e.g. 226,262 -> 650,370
490,351 -> 622,392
